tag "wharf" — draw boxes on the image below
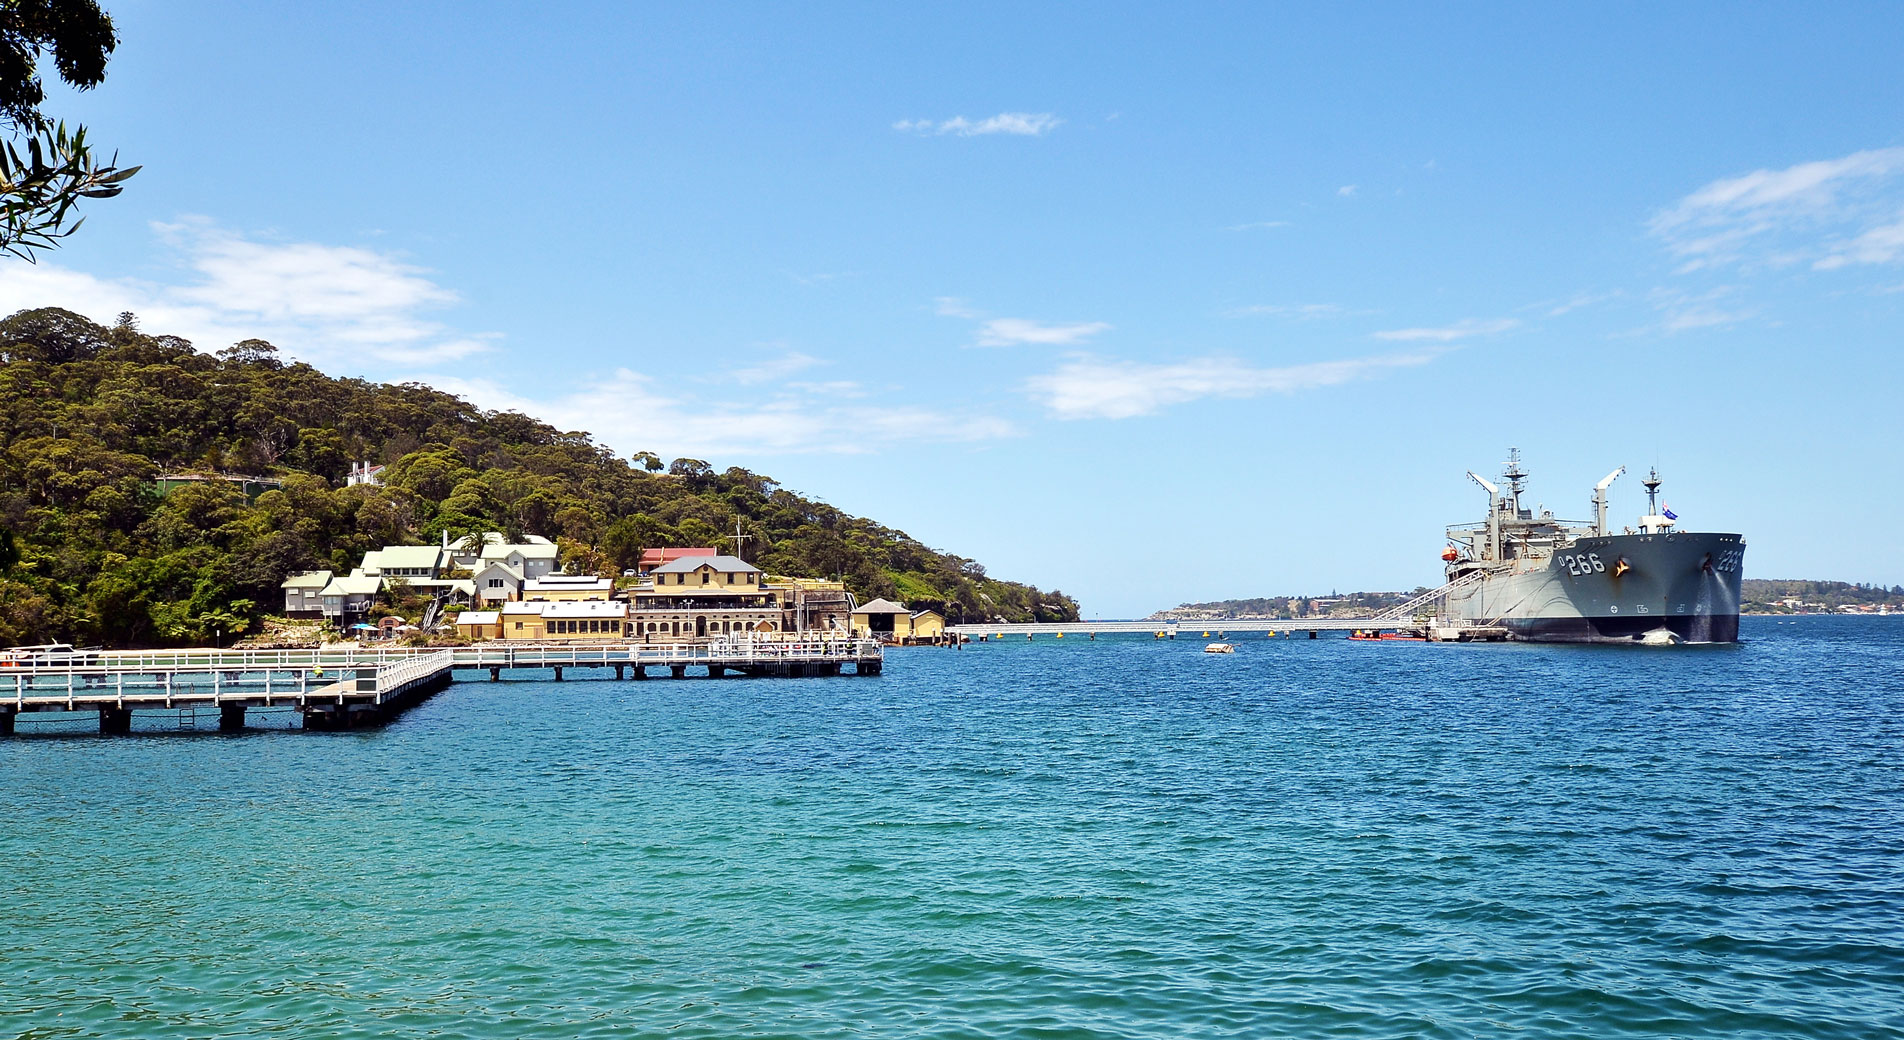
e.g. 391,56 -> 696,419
949,618 -> 1415,639
950,573 -> 1503,642
0,638 -> 883,736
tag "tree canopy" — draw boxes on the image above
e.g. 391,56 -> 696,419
0,307 -> 1079,646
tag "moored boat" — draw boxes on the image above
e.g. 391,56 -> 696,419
1438,450 -> 1744,644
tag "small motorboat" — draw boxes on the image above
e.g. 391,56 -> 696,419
1203,642 -> 1235,654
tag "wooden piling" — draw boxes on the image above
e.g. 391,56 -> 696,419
218,703 -> 245,733
99,706 -> 131,735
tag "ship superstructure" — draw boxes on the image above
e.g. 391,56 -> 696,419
1437,449 -> 1744,643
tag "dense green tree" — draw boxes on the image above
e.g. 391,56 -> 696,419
0,307 -> 1079,645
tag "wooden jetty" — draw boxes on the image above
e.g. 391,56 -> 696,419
0,638 -> 883,736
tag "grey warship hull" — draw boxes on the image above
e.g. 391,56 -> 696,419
1436,451 -> 1744,645
1443,532 -> 1744,644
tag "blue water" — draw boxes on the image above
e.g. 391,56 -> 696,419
3,616 -> 1902,1038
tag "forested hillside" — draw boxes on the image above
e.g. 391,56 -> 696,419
1742,579 -> 1904,613
0,307 -> 1078,646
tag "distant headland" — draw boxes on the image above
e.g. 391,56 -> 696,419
1150,579 -> 1904,621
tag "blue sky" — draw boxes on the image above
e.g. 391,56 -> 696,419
5,2 -> 1903,616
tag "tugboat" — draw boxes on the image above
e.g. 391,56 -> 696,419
1438,450 -> 1744,644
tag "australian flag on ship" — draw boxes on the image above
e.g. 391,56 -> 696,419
1663,504 -> 1679,520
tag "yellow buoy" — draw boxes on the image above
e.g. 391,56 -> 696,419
1202,631 -> 1210,638
1056,632 -> 1064,639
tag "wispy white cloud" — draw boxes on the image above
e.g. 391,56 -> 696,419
423,369 -> 1018,457
976,317 -> 1111,347
1372,317 -> 1519,342
934,297 -> 1111,347
1646,286 -> 1755,333
934,296 -> 981,319
1026,351 -> 1436,420
1337,185 -> 1358,197
893,112 -> 1061,137
1226,303 -> 1346,319
728,351 -> 824,385
787,270 -> 855,286
1816,212 -> 1904,269
1651,146 -> 1904,271
1541,290 -> 1623,317
0,218 -> 493,365
1223,220 -> 1290,232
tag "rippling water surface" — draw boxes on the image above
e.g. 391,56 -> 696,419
4,616 -> 1903,1038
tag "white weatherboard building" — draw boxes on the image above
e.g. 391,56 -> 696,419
280,530 -> 560,631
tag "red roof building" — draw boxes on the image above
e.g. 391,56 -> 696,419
638,547 -> 717,574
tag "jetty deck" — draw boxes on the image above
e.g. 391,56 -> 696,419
949,617 -> 1414,639
0,639 -> 883,736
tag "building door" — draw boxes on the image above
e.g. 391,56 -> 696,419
695,616 -> 707,638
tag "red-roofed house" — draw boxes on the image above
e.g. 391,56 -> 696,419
638,547 -> 717,575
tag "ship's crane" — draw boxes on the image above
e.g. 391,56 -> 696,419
1592,466 -> 1625,536
1468,471 -> 1501,561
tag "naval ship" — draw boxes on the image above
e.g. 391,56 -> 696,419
1436,450 -> 1744,644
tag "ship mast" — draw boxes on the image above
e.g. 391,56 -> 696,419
1642,467 -> 1662,517
1503,447 -> 1527,515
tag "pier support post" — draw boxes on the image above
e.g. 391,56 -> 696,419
553,666 -> 564,682
631,665 -> 647,680
1309,630 -> 1317,639
99,706 -> 131,735
0,708 -> 14,737
615,664 -> 624,680
670,665 -> 686,680
218,703 -> 246,733
489,667 -> 500,682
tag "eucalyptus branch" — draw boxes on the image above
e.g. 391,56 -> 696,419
0,118 -> 137,261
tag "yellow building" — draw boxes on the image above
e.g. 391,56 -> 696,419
453,610 -> 502,640
538,600 -> 629,641
908,610 -> 946,642
851,599 -> 948,644
495,600 -> 629,641
498,601 -> 549,640
630,554 -> 784,642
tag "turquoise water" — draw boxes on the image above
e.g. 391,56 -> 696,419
4,616 -> 1902,1038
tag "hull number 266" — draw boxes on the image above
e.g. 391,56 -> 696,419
1559,552 -> 1604,576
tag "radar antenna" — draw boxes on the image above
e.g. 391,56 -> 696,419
1502,447 -> 1527,512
